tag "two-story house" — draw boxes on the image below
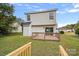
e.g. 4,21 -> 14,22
22,9 -> 59,40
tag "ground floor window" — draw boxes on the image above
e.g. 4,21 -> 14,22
45,27 -> 53,35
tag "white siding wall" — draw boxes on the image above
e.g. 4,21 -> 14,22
23,24 -> 32,36
23,11 -> 57,36
32,26 -> 56,33
32,27 -> 45,32
30,12 -> 56,25
53,26 -> 57,33
12,23 -> 22,32
17,26 -> 22,32
23,25 -> 57,36
12,26 -> 22,32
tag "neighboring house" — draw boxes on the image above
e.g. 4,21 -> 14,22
57,27 -> 74,32
12,22 -> 22,32
22,9 -> 57,36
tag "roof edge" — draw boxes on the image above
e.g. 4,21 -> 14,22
25,9 -> 57,15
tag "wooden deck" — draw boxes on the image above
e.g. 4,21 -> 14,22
32,32 -> 60,41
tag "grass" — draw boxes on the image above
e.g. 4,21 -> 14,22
0,33 -> 31,56
0,33 -> 60,56
60,32 -> 79,56
0,32 -> 79,56
32,40 -> 59,56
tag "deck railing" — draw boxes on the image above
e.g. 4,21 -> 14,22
6,42 -> 32,56
32,32 -> 60,40
59,45 -> 68,56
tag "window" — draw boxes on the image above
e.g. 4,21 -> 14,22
45,27 -> 53,35
45,27 -> 53,32
49,12 -> 54,20
27,15 -> 30,21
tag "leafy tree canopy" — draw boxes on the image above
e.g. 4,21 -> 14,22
74,21 -> 79,30
0,3 -> 16,35
74,21 -> 79,36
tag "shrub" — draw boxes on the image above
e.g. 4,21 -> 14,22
75,28 -> 79,36
59,31 -> 64,34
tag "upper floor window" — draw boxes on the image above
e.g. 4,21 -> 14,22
27,15 -> 30,21
49,12 -> 54,20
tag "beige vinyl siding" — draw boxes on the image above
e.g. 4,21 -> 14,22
23,25 -> 32,36
32,27 -> 45,32
30,11 -> 56,25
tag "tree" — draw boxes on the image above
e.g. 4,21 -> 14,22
65,24 -> 75,31
74,21 -> 79,36
0,3 -> 16,35
74,21 -> 79,29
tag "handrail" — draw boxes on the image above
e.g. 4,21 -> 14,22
6,42 -> 32,56
59,45 -> 68,56
32,32 -> 60,40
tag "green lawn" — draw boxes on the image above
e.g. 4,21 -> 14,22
60,32 -> 79,56
0,32 -> 79,56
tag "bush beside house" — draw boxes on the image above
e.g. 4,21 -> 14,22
59,31 -> 64,34
75,28 -> 79,36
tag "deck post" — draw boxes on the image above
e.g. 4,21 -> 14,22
44,32 -> 45,40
